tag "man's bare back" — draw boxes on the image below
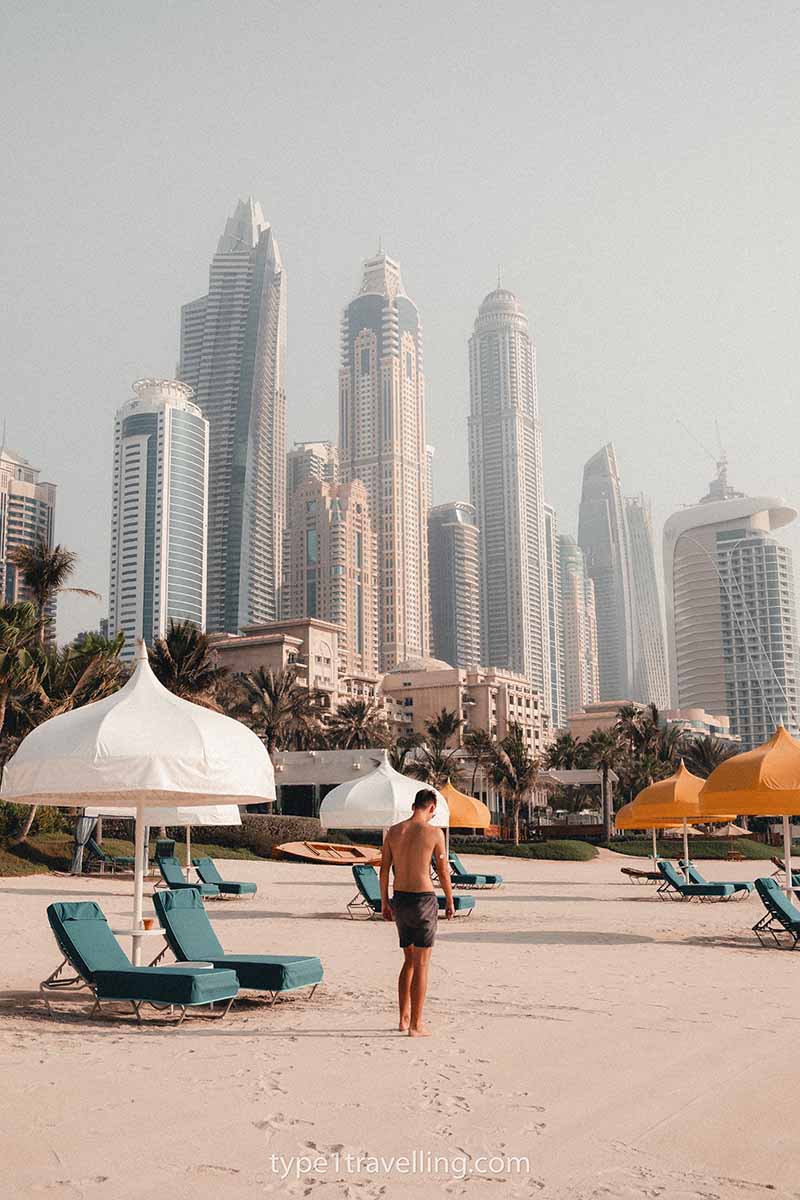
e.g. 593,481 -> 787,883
384,818 -> 441,892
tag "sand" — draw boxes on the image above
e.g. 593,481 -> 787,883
0,850 -> 796,1200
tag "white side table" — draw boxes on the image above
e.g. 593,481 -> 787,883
111,926 -> 165,966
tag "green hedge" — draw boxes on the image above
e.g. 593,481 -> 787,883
606,837 -> 778,861
452,839 -> 597,861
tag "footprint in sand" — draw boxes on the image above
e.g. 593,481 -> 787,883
252,1111 -> 313,1139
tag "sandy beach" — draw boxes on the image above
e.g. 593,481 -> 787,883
0,850 -> 795,1199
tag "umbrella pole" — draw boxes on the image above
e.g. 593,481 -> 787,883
186,825 -> 191,881
132,806 -> 146,966
651,827 -> 658,870
683,817 -> 690,881
783,814 -> 794,899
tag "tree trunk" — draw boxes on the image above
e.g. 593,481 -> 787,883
19,804 -> 38,840
601,766 -> 612,842
513,798 -> 521,846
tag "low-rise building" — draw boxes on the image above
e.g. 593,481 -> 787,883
211,617 -> 342,709
380,656 -> 549,756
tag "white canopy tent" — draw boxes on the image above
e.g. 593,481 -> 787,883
84,803 -> 242,881
319,760 -> 449,851
1,641 -> 274,961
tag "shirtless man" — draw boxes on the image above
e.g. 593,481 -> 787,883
380,788 -> 455,1037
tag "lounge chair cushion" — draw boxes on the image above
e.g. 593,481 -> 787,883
658,861 -> 735,897
153,890 -> 323,994
756,877 -> 800,929
449,853 -> 503,886
198,955 -> 323,992
682,863 -> 753,893
193,857 -> 257,895
48,901 -> 131,980
158,856 -> 219,896
93,965 -> 239,1006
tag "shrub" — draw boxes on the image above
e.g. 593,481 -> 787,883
606,837 -> 777,861
452,838 -> 597,861
193,814 -> 325,859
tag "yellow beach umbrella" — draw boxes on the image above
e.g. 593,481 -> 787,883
700,727 -> 800,895
439,779 -> 492,830
615,763 -> 734,875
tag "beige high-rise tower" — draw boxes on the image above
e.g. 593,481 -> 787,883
283,477 -> 378,682
338,252 -> 430,670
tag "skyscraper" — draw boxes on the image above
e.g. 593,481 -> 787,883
0,441 -> 57,619
428,501 -> 481,669
108,379 -> 209,659
468,287 -> 549,693
558,535 -> 600,716
338,252 -> 430,669
578,444 -> 636,699
179,197 -> 286,634
544,504 -> 566,729
282,476 -> 378,681
664,463 -> 800,749
626,494 -> 670,708
286,441 -> 339,506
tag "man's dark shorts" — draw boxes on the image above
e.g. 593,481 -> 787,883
392,891 -> 438,948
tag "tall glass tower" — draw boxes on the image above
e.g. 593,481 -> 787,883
626,494 -> 670,708
578,444 -> 636,700
108,379 -> 209,658
338,252 -> 430,669
468,287 -> 549,694
179,197 -> 286,633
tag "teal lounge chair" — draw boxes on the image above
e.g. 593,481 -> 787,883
347,864 -> 475,920
155,855 -> 220,897
193,857 -> 257,897
656,860 -> 735,902
85,837 -> 135,875
447,851 -> 503,889
753,877 -> 800,948
152,889 -> 323,1005
42,901 -> 238,1023
679,861 -> 754,898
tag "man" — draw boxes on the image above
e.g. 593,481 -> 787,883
380,787 -> 455,1037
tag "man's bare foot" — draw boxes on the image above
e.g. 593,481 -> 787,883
408,1024 -> 432,1037
399,1017 -> 410,1031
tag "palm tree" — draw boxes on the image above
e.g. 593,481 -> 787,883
0,602 -> 40,741
8,537 -> 99,644
327,698 -> 390,749
487,722 -> 540,846
237,666 -> 323,754
12,625 -> 126,839
583,727 -> 622,841
388,732 -> 424,774
681,734 -> 739,779
149,620 -> 227,707
543,731 -> 584,771
425,708 -> 462,749
462,727 -> 494,794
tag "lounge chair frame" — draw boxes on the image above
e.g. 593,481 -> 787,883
40,955 -> 235,1023
147,944 -> 317,1007
620,866 -> 661,884
752,880 -> 800,949
656,862 -> 735,902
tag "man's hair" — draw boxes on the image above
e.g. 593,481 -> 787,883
413,788 -> 438,810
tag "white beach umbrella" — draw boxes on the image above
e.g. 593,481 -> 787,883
84,803 -> 242,880
319,759 -> 449,845
1,641 -> 274,960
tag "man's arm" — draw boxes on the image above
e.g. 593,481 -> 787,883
379,835 -> 394,921
433,831 -> 455,918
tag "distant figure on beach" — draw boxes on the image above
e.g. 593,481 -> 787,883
380,788 -> 455,1037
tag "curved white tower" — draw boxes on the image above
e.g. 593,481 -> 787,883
109,379 -> 209,657
663,464 -> 799,748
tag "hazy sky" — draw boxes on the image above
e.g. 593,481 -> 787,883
3,0 -> 799,639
